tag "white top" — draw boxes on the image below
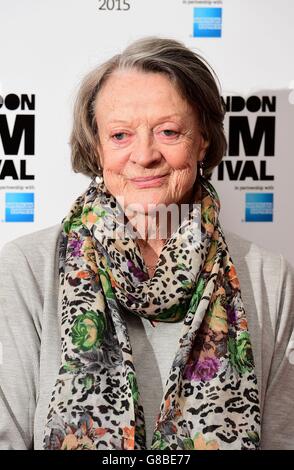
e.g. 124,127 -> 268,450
0,224 -> 294,449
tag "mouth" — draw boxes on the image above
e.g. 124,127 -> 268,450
129,174 -> 169,188
130,174 -> 168,182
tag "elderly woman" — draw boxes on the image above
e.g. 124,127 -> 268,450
0,37 -> 294,451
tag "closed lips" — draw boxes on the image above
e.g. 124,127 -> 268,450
130,175 -> 167,181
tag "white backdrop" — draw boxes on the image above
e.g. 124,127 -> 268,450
1,0 -> 294,266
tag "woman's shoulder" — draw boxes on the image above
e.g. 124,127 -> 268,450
224,228 -> 294,326
0,225 -> 62,332
223,228 -> 290,273
0,224 -> 62,257
0,224 -> 62,284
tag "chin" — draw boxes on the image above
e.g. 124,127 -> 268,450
124,199 -> 157,215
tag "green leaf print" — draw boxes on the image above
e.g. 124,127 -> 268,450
60,358 -> 82,374
151,431 -> 169,450
176,263 -> 187,271
246,430 -> 260,445
188,277 -> 206,313
63,220 -> 71,235
127,372 -> 139,403
156,301 -> 188,322
83,374 -> 94,391
228,331 -> 254,374
71,310 -> 106,351
183,437 -> 195,450
98,269 -> 115,299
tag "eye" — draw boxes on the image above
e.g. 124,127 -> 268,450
161,129 -> 179,137
112,132 -> 128,141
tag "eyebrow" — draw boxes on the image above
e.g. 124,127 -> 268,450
107,114 -> 186,126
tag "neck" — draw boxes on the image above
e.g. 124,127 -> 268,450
126,210 -> 167,260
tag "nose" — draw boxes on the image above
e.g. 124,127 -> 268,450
129,131 -> 162,167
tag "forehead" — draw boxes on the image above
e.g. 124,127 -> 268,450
94,69 -> 193,122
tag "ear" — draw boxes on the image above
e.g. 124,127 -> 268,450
198,135 -> 209,162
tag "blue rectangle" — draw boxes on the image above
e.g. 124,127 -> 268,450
5,192 -> 34,222
245,193 -> 273,222
193,7 -> 222,38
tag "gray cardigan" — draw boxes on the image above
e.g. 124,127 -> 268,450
0,224 -> 294,450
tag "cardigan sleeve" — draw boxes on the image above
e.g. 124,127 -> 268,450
260,255 -> 294,450
0,241 -> 42,450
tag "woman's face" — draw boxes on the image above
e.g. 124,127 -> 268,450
95,70 -> 208,212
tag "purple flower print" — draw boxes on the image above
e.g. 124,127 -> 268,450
226,304 -> 238,325
69,238 -> 83,258
184,356 -> 220,382
126,293 -> 138,303
127,260 -> 149,282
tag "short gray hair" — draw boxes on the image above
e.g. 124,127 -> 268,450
70,36 -> 227,178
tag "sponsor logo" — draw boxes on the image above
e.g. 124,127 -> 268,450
193,7 -> 222,38
245,193 -> 273,222
5,192 -> 34,222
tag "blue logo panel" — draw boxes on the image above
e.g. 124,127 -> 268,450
193,7 -> 222,38
245,193 -> 273,222
5,193 -> 34,222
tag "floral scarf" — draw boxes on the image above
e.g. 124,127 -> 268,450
43,175 -> 261,450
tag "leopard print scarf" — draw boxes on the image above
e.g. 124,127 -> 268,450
43,175 -> 260,450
